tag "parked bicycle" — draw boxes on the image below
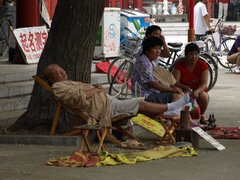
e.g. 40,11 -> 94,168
0,7 -> 13,58
157,42 -> 184,69
108,39 -> 218,98
107,27 -> 143,98
202,17 -> 237,69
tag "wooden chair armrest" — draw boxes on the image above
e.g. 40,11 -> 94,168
32,75 -> 53,93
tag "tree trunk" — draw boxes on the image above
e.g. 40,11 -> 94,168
8,0 -> 105,134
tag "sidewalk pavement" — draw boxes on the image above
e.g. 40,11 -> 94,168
1,34 -> 240,179
0,68 -> 240,180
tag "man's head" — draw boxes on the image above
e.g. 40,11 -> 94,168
145,25 -> 162,39
44,64 -> 68,84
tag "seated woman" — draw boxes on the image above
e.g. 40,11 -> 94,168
172,43 -> 209,124
131,36 -> 186,117
227,35 -> 240,74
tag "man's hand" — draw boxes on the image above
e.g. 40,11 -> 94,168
210,27 -> 215,32
94,84 -> 103,89
170,85 -> 184,95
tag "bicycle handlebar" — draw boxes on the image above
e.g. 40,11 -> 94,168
123,27 -> 143,41
205,29 -> 215,35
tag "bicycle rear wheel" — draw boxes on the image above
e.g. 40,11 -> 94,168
170,55 -> 217,91
108,58 -> 133,98
200,53 -> 218,91
0,19 -> 10,58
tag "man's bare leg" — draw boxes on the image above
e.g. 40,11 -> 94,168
138,93 -> 190,116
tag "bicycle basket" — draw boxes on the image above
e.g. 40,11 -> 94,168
220,25 -> 236,35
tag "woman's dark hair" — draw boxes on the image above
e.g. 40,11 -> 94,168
145,25 -> 162,36
184,43 -> 200,56
142,36 -> 163,54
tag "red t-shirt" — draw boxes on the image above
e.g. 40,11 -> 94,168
174,59 -> 208,91
219,0 -> 230,3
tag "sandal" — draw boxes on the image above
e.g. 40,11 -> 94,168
199,115 -> 208,124
120,139 -> 145,150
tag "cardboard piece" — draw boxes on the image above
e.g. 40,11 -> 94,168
131,114 -> 166,137
192,127 -> 226,151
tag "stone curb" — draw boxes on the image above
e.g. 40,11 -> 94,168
0,135 -> 81,146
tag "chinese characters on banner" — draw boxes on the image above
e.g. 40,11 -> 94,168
13,26 -> 48,64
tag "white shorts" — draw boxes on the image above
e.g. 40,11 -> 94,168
108,97 -> 141,117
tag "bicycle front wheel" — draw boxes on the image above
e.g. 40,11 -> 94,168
108,58 -> 133,99
204,38 -> 214,53
221,37 -> 236,55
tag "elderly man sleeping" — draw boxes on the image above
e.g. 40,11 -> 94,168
44,64 -> 191,127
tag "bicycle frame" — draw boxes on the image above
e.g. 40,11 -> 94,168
205,18 -> 224,53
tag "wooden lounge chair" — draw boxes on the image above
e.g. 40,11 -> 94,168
32,75 -> 140,152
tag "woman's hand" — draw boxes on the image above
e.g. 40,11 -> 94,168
191,90 -> 200,99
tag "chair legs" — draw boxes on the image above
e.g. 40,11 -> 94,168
157,116 -> 180,144
50,102 -> 62,135
77,126 -> 108,153
226,62 -> 236,72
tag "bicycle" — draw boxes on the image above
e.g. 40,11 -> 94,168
157,42 -> 184,69
201,17 -> 237,69
107,27 -> 143,98
108,39 -> 218,99
108,29 -> 186,98
0,7 -> 13,58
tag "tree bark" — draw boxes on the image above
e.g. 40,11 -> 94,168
8,0 -> 105,134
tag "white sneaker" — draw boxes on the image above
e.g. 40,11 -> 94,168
233,67 -> 240,74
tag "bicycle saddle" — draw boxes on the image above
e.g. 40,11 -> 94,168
167,42 -> 183,48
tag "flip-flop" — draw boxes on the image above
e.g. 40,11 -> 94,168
120,139 -> 145,150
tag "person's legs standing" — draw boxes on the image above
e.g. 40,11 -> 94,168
223,3 -> 228,21
218,2 -> 223,20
